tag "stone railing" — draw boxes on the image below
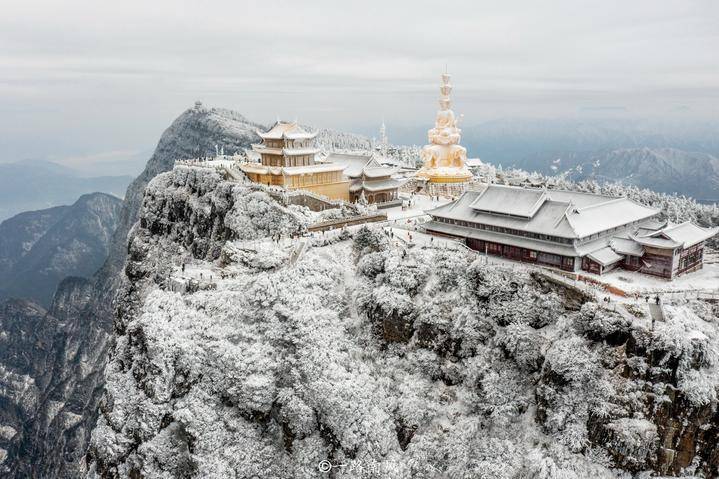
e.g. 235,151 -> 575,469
374,198 -> 404,210
308,213 -> 387,232
265,188 -> 346,212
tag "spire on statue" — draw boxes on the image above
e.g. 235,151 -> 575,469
439,72 -> 452,111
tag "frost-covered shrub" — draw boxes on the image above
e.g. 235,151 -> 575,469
433,249 -> 471,291
689,300 -> 719,323
383,250 -> 431,296
450,308 -> 497,357
537,335 -> 620,453
465,258 -> 506,299
276,389 -> 317,439
575,303 -> 632,345
544,336 -> 596,384
495,324 -> 547,372
135,422 -> 197,478
478,366 -> 533,425
352,225 -> 386,258
357,251 -> 386,279
630,306 -> 719,405
413,296 -> 457,353
226,190 -> 305,239
525,291 -> 564,328
369,284 -> 415,319
677,369 -> 717,407
221,241 -> 289,271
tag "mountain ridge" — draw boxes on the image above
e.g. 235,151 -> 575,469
0,192 -> 123,307
0,160 -> 132,221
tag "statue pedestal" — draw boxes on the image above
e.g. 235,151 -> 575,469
425,180 -> 469,198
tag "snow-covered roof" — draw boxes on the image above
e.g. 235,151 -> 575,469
587,247 -> 624,266
324,152 -> 396,178
324,152 -> 372,177
252,144 -> 320,156
361,179 -> 402,192
634,236 -> 681,249
428,190 -> 576,238
244,149 -> 261,162
283,148 -> 320,156
645,222 -> 719,249
239,163 -> 274,174
425,220 -> 613,258
637,218 -> 668,231
466,158 -> 484,167
425,221 -> 581,257
280,164 -> 345,175
427,185 -> 661,240
564,198 -> 658,239
469,185 -> 548,218
543,189 -> 615,208
610,237 -> 644,257
239,163 -> 344,176
252,144 -> 283,155
377,156 -> 415,169
363,167 -> 395,179
257,121 -> 317,140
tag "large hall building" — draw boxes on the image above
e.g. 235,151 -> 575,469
425,184 -> 718,279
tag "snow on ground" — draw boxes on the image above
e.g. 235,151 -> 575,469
582,261 -> 719,296
383,193 -> 450,221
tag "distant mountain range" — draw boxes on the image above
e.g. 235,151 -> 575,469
0,192 -> 123,307
0,160 -> 132,221
567,147 -> 719,202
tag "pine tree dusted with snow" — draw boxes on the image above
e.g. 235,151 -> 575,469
86,165 -> 719,478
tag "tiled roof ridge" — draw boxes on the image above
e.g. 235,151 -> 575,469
573,197 -> 626,213
557,201 -> 576,234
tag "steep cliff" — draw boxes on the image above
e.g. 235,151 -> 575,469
86,166 -> 719,478
0,105 -> 264,478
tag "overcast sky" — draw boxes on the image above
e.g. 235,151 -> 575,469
1,0 -> 717,174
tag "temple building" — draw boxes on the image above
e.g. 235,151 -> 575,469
415,72 -> 472,196
323,152 -> 401,204
425,184 -> 718,279
241,121 -> 350,201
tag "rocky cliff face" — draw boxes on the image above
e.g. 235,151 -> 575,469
0,105 -> 263,478
85,166 -> 719,478
0,192 -> 123,307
